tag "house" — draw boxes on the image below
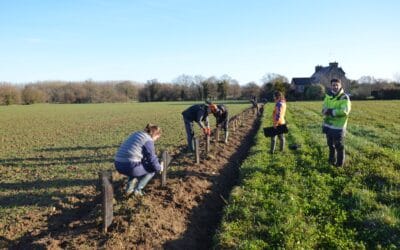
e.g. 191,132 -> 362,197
291,77 -> 312,93
291,62 -> 350,93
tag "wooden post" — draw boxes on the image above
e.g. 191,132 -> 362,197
205,134 -> 210,154
194,137 -> 200,164
161,151 -> 172,187
99,170 -> 113,233
161,151 -> 167,187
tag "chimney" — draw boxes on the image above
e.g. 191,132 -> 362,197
329,62 -> 338,68
315,65 -> 323,72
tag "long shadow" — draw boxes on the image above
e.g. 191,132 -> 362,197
0,236 -> 14,249
0,155 -> 113,167
167,100 -> 250,106
164,110 -> 262,249
0,179 -> 97,209
1,144 -> 117,167
35,145 -> 118,152
0,179 -> 97,191
8,178 -> 101,249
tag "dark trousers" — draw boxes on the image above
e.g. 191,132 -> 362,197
183,118 -> 195,151
270,133 -> 285,153
325,128 -> 345,167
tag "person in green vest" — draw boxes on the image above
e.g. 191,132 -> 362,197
322,78 -> 351,167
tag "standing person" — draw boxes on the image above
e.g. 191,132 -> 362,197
250,95 -> 259,115
213,104 -> 229,143
322,78 -> 351,167
181,103 -> 213,151
114,124 -> 163,196
270,91 -> 286,154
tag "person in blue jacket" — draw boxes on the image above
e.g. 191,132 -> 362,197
114,123 -> 163,196
181,103 -> 213,151
213,104 -> 229,143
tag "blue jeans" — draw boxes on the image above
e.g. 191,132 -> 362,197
115,161 -> 155,190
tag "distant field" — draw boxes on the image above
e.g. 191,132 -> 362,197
0,101 -> 249,242
216,100 -> 400,249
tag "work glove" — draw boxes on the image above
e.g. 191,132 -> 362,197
159,162 -> 164,174
203,127 -> 211,136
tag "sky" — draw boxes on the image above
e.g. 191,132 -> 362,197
1,0 -> 399,85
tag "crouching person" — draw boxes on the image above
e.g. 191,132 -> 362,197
114,123 -> 163,197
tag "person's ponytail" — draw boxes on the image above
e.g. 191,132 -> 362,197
144,123 -> 161,137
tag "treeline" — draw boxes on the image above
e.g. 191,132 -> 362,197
1,74 -> 400,105
0,80 -> 140,105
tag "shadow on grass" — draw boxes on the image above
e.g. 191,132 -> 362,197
35,145 -> 118,152
0,156 -> 114,168
167,100 -> 250,106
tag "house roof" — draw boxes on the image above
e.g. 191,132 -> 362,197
311,65 -> 346,78
291,77 -> 312,85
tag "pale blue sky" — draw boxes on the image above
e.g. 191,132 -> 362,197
1,0 -> 399,84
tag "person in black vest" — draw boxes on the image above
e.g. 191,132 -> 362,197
182,104 -> 214,151
212,104 -> 229,143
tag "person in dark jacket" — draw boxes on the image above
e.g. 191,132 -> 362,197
114,124 -> 163,196
182,104 -> 213,151
213,104 -> 229,143
250,95 -> 259,115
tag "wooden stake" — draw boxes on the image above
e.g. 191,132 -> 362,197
161,151 -> 168,187
205,134 -> 210,154
99,170 -> 113,233
194,137 -> 200,164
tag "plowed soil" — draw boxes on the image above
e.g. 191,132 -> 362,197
12,109 -> 261,249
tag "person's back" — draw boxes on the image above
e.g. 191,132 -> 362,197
114,124 -> 163,196
182,104 -> 206,122
115,131 -> 151,163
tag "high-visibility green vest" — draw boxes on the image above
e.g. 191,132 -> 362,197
322,88 -> 351,130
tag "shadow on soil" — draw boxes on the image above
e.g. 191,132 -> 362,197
7,178 -> 101,249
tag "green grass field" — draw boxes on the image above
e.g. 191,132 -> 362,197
0,101 -> 249,241
216,100 -> 400,249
